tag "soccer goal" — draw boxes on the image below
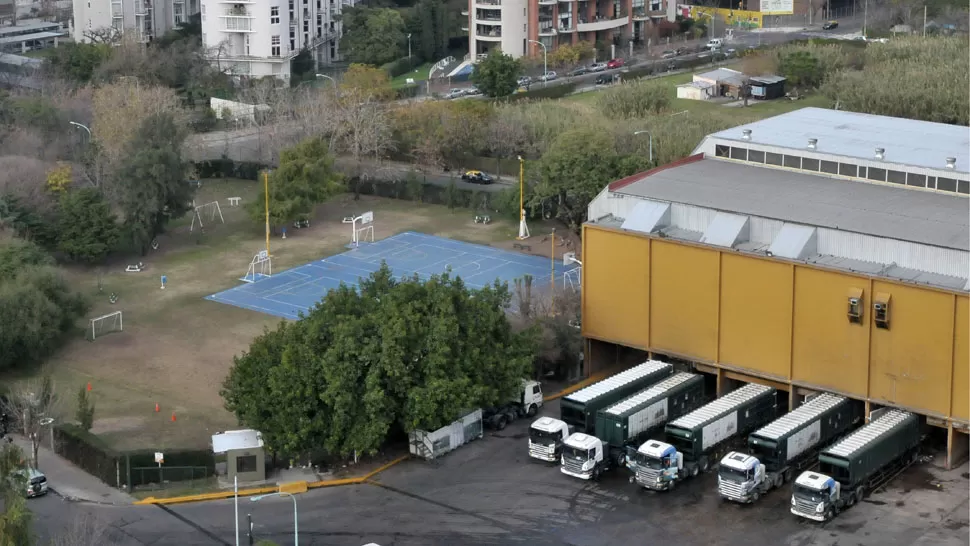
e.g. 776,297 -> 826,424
242,250 -> 272,283
190,201 -> 225,232
562,252 -> 582,291
89,311 -> 123,341
342,211 -> 374,247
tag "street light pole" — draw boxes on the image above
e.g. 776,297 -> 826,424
251,492 -> 298,546
407,33 -> 412,67
528,39 -> 547,87
634,130 -> 654,164
69,121 -> 92,138
862,0 -> 868,38
314,73 -> 336,86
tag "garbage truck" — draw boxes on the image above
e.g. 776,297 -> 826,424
791,408 -> 921,522
559,360 -> 673,435
528,417 -> 572,462
630,383 -> 778,491
560,373 -> 705,480
717,393 -> 863,503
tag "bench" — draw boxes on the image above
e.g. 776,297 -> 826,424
474,215 -> 491,225
512,243 -> 531,252
228,197 -> 242,207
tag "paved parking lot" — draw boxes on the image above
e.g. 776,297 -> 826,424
152,400 -> 969,546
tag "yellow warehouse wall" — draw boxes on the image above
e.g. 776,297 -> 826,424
719,255 -> 793,380
953,297 -> 969,422
581,226 -> 650,347
790,268 -> 870,398
649,241 -> 718,361
869,281 -> 954,417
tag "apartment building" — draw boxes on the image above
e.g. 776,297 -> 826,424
200,0 -> 350,80
73,0 -> 198,43
466,0 -> 670,60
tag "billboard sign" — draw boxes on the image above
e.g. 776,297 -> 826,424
761,0 -> 793,14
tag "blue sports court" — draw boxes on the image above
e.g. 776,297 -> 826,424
206,231 -> 579,320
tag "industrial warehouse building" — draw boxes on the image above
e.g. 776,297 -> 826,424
580,107 -> 970,468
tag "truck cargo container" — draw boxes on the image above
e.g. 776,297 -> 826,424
560,373 -> 705,480
631,383 -> 778,491
718,393 -> 863,503
528,417 -> 572,462
791,409 -> 920,522
559,360 -> 673,435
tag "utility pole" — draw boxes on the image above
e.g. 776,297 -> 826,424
863,0 -> 868,38
923,5 -> 927,37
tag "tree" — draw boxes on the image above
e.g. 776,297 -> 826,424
222,265 -> 540,458
406,0 -> 448,63
56,188 -> 119,263
75,384 -> 95,431
340,64 -> 395,102
0,376 -> 59,471
0,441 -> 32,546
115,112 -> 191,254
45,162 -> 72,194
247,137 -> 343,227
44,42 -> 113,84
290,47 -> 315,86
340,7 -> 407,66
471,52 -> 521,98
778,51 -> 822,89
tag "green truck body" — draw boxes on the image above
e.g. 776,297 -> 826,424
559,360 -> 673,435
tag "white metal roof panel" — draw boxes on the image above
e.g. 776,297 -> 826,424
753,393 -> 847,441
699,212 -> 750,248
709,107 -> 970,173
824,409 -> 914,458
605,373 -> 698,416
670,383 -> 775,430
564,360 -> 672,404
768,224 -> 817,259
696,68 -> 744,83
620,200 -> 670,234
212,429 -> 264,454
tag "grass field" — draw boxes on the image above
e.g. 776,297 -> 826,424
6,181 -> 521,452
391,62 -> 433,88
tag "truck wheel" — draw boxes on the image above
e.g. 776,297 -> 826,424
783,469 -> 793,484
824,508 -> 834,521
668,478 -> 676,491
497,416 -> 507,430
526,404 -> 537,417
854,486 -> 865,502
772,474 -> 784,489
690,465 -> 699,477
752,490 -> 760,502
592,467 -> 601,481
699,458 -> 710,473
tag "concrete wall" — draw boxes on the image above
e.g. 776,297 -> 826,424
581,223 -> 970,429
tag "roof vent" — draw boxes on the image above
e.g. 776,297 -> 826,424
741,129 -> 752,140
946,157 -> 956,169
807,138 -> 817,150
875,147 -> 885,160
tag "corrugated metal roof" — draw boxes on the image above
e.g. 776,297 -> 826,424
696,68 -> 744,83
709,108 -> 970,173
620,200 -> 670,234
612,159 -> 970,251
750,75 -> 786,85
212,429 -> 263,454
769,224 -> 817,259
753,393 -> 847,441
824,409 -> 915,458
564,360 -> 672,404
604,373 -> 699,416
669,383 -> 775,430
699,212 -> 750,248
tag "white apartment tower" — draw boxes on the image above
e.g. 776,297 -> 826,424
200,0 -> 351,81
73,0 -> 199,43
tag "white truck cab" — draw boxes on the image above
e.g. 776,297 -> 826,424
560,433 -> 607,480
791,471 -> 839,521
628,440 -> 683,490
706,38 -> 723,50
717,452 -> 766,503
519,380 -> 544,416
528,417 -> 570,462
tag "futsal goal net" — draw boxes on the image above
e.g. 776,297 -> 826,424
89,311 -> 123,341
190,201 -> 225,232
242,250 -> 272,283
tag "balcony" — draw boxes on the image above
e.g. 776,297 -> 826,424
475,8 -> 502,22
220,15 -> 254,31
474,0 -> 501,6
538,0 -> 556,4
558,21 -> 575,32
475,27 -> 502,40
576,14 -> 628,32
461,8 -> 468,15
632,7 -> 665,20
538,24 -> 557,36
217,0 -> 255,3
476,16 -> 502,25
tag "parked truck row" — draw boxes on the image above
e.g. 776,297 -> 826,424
522,363 -> 923,524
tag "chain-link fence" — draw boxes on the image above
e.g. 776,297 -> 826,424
129,466 -> 211,492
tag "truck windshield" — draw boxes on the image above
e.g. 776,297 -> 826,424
793,484 -> 826,503
529,428 -> 558,443
718,467 -> 749,482
563,445 -> 591,461
631,452 -> 664,470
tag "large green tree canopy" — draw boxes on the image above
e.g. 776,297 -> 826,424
340,7 -> 407,66
221,264 -> 539,456
471,52 -> 521,98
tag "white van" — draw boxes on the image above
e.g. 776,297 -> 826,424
706,38 -> 723,50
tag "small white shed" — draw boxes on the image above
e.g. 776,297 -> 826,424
212,429 -> 266,483
408,409 -> 484,460
676,80 -> 716,100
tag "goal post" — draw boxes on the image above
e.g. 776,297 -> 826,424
190,201 -> 226,232
89,311 -> 123,341
242,250 -> 272,283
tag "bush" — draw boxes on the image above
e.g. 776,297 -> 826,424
192,159 -> 268,180
53,423 -> 119,487
595,79 -> 670,120
381,57 -> 414,78
395,84 -> 420,100
505,82 -> 579,102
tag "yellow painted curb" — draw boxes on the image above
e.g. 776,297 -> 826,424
133,484 -> 279,506
362,454 -> 409,480
542,370 -> 613,402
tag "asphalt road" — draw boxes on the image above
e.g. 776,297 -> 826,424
31,398 -> 970,546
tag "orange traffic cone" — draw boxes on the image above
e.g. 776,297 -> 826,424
87,382 -> 92,392
155,403 -> 160,413
170,412 -> 177,422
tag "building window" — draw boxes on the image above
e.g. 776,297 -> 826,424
839,163 -> 857,177
936,177 -> 957,192
801,157 -> 819,172
271,6 -> 279,24
783,155 -> 800,169
729,147 -> 746,160
715,145 -> 729,157
304,20 -> 309,31
765,152 -> 783,166
866,167 -> 886,182
271,35 -> 281,56
959,180 -> 969,194
906,173 -> 926,188
886,170 -> 905,185
820,160 -> 838,175
236,455 -> 258,473
747,149 -> 764,163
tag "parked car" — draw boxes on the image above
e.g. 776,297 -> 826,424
461,170 -> 495,184
540,71 -> 558,82
675,47 -> 687,56
444,88 -> 465,100
594,74 -> 616,85
12,468 -> 48,498
588,62 -> 608,72
517,76 -> 533,86
568,66 -> 589,77
725,48 -> 737,57
705,38 -> 723,49
822,20 -> 838,30
661,50 -> 677,59
606,58 -> 625,69
466,85 -> 482,96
